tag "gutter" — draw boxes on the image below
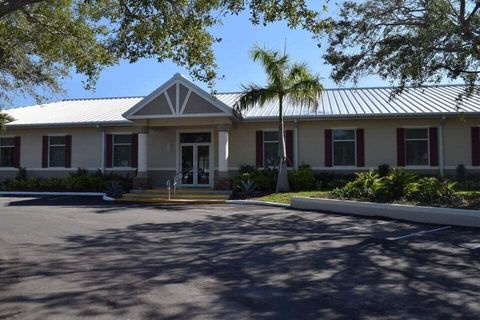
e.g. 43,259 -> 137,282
6,121 -> 133,129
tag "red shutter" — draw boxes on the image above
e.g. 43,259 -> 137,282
106,134 -> 113,168
42,136 -> 49,168
396,128 -> 405,167
13,136 -> 21,168
285,130 -> 294,167
131,133 -> 138,168
325,129 -> 333,167
472,127 -> 480,166
255,131 -> 264,167
429,127 -> 439,166
356,128 -> 365,167
65,135 -> 72,168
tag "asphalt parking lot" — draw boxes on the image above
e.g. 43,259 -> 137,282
0,196 -> 479,319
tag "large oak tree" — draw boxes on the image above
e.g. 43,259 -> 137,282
0,0 -> 326,108
324,0 -> 480,93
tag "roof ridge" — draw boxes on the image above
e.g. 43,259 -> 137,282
62,96 -> 144,101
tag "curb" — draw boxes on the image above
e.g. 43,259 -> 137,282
0,191 -> 106,197
291,196 -> 480,228
225,200 -> 291,208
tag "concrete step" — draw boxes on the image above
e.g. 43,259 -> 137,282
122,193 -> 230,199
130,188 -> 232,195
117,197 -> 226,204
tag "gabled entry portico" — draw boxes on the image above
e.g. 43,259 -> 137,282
122,73 -> 236,189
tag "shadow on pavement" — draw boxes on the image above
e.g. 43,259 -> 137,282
1,210 -> 480,319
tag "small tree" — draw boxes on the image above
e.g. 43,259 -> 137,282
236,46 -> 323,192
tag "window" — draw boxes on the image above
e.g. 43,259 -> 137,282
263,131 -> 278,167
333,129 -> 356,166
0,137 -> 15,167
405,128 -> 429,166
49,136 -> 66,167
180,132 -> 211,143
113,134 -> 132,167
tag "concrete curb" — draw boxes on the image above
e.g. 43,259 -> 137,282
0,191 -> 106,197
225,200 -> 291,208
291,196 -> 480,228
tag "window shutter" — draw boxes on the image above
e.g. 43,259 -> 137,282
42,136 -> 49,168
65,135 -> 72,168
255,131 -> 264,167
131,133 -> 138,168
106,134 -> 113,168
356,128 -> 365,167
13,136 -> 21,168
285,130 -> 294,167
429,127 -> 439,166
472,127 -> 480,166
325,129 -> 332,167
396,128 -> 405,167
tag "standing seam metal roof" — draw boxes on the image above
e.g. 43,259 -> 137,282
4,85 -> 480,127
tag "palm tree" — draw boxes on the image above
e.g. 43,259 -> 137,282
236,45 -> 323,192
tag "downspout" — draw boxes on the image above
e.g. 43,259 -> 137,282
294,119 -> 299,169
439,116 -> 446,176
99,125 -> 106,173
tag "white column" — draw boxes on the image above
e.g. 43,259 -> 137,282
137,128 -> 148,178
218,125 -> 230,172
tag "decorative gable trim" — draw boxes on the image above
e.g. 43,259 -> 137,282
123,73 -> 233,119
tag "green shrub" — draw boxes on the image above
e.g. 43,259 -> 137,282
15,167 -> 27,181
377,164 -> 390,177
315,172 -> 356,189
332,170 -> 389,201
0,168 -> 132,192
332,169 -> 462,207
384,168 -> 416,200
233,167 -> 276,192
405,177 -> 461,207
288,165 -> 317,191
455,164 -> 467,182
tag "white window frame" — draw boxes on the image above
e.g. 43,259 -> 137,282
404,128 -> 430,167
332,128 -> 357,167
0,136 -> 15,168
48,135 -> 67,168
112,133 -> 133,169
263,130 -> 279,168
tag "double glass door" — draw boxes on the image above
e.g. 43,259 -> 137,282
179,133 -> 211,186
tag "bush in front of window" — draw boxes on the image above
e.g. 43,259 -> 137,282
233,166 -> 277,193
0,168 -> 132,193
405,177 -> 461,207
288,165 -> 318,191
332,169 -> 462,207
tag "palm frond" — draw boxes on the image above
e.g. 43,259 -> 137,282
251,45 -> 289,88
287,76 -> 324,110
235,83 -> 278,112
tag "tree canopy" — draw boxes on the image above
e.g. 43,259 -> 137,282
323,0 -> 480,93
0,0 -> 326,105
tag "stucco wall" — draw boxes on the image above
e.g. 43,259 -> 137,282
228,116 -> 480,171
0,115 -> 478,184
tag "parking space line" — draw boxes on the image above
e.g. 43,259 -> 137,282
387,226 -> 451,241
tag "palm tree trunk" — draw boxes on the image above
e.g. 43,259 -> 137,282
276,94 -> 290,192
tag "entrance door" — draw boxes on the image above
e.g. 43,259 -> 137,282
179,133 -> 211,186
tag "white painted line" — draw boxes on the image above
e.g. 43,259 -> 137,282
387,226 -> 452,241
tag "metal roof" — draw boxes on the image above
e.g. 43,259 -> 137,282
216,85 -> 480,119
4,84 -> 480,127
5,97 -> 142,127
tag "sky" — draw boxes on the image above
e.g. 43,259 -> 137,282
11,6 -> 457,108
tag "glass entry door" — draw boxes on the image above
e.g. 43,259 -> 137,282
179,133 -> 211,186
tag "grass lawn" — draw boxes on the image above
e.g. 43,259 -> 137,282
254,191 -> 330,204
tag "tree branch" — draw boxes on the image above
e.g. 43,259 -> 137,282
0,0 -> 45,18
